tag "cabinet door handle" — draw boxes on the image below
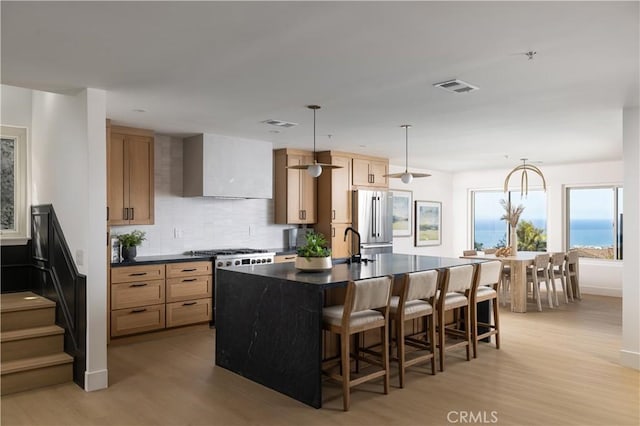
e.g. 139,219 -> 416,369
332,227 -> 335,238
130,208 -> 134,220
129,272 -> 148,276
182,278 -> 197,282
131,308 -> 147,313
284,256 -> 296,260
129,283 -> 148,287
123,208 -> 129,220
182,301 -> 197,306
299,210 -> 303,220
107,206 -> 109,221
181,268 -> 197,272
332,210 -> 336,220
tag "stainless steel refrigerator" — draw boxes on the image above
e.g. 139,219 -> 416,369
352,190 -> 393,256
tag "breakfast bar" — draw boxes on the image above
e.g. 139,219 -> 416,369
215,253 -> 484,408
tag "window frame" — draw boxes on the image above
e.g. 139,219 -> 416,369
0,125 -> 29,245
565,184 -> 623,261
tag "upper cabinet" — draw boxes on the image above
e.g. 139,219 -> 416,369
274,149 -> 317,225
317,152 -> 352,223
107,122 -> 155,225
352,156 -> 388,188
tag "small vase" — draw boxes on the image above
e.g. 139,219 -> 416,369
121,246 -> 137,261
510,227 -> 518,255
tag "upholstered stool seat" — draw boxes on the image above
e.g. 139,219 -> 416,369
323,306 -> 385,327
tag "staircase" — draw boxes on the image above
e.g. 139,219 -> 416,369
1,292 -> 73,395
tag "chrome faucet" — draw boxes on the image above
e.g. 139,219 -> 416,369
344,226 -> 362,264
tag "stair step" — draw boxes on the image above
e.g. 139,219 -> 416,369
1,353 -> 73,395
1,292 -> 56,332
0,292 -> 55,313
1,325 -> 65,362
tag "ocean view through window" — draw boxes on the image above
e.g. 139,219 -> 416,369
472,190 -> 547,251
567,186 -> 623,260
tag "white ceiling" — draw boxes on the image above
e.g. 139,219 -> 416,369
1,1 -> 638,172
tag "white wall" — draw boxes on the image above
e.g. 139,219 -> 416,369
389,164 -> 454,257
622,107 -> 639,370
1,85 -> 32,127
112,135 -> 294,254
452,161 -> 624,296
30,88 -> 108,390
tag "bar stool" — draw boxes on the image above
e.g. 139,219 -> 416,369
322,275 -> 393,411
527,253 -> 552,311
389,270 -> 438,388
549,252 -> 568,304
470,261 -> 502,358
436,264 -> 475,372
565,250 -> 581,300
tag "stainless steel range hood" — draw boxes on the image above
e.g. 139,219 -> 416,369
183,134 -> 272,199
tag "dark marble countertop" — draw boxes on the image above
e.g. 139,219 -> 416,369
219,253 -> 485,288
111,253 -> 212,267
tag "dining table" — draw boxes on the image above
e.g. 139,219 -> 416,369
461,251 -> 541,313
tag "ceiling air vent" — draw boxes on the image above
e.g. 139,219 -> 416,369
261,119 -> 298,128
433,79 -> 479,94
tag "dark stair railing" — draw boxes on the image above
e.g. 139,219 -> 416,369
0,205 -> 87,388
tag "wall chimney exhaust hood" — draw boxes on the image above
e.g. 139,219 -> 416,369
183,134 -> 272,199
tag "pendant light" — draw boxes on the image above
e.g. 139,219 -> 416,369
384,124 -> 431,184
287,105 -> 342,177
503,158 -> 547,197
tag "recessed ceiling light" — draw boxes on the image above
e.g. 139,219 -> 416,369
433,79 -> 479,94
132,108 -> 147,113
261,119 -> 298,128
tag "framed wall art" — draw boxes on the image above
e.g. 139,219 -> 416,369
391,190 -> 412,237
415,200 -> 442,246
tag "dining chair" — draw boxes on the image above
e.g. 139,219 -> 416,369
436,264 -> 475,371
549,252 -> 568,304
322,275 -> 393,411
389,269 -> 438,388
463,250 -> 477,256
483,248 -> 497,254
565,250 -> 581,300
527,253 -> 552,311
470,260 -> 503,358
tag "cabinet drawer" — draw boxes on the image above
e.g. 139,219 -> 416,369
274,254 -> 297,263
111,304 -> 165,337
166,276 -> 212,303
166,261 -> 212,278
111,279 -> 165,310
166,299 -> 212,328
111,264 -> 165,283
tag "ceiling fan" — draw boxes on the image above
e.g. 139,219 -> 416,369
384,124 -> 431,184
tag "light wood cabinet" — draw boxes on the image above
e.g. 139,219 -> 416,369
316,152 -> 353,259
274,254 -> 297,263
352,157 -> 388,188
274,149 -> 317,224
107,123 -> 155,225
109,261 -> 212,338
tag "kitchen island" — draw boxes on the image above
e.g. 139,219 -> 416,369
215,253 -> 484,408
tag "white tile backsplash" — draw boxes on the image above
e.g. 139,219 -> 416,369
112,135 -> 294,255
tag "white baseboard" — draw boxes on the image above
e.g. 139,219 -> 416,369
620,350 -> 640,370
84,368 -> 108,391
580,286 -> 622,298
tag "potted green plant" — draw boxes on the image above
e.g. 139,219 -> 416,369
295,230 -> 332,272
116,230 -> 146,261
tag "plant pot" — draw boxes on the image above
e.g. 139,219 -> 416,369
121,246 -> 137,261
295,256 -> 332,272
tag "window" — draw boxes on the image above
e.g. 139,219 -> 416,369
566,186 -> 623,260
0,126 -> 28,242
472,189 -> 547,251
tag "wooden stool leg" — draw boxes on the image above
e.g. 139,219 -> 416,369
382,322 -> 389,395
354,333 -> 360,374
397,316 -> 406,388
464,306 -> 471,361
429,314 -> 436,375
471,301 -> 478,359
439,309 -> 445,372
493,298 -> 500,349
341,332 -> 350,411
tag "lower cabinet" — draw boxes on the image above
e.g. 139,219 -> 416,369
110,261 -> 212,338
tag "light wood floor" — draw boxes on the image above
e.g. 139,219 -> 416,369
1,295 -> 638,426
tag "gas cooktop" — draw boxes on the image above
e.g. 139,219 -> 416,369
190,248 -> 270,256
